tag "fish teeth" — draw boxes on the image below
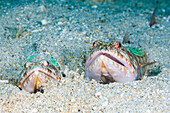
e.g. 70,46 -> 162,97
112,61 -> 115,66
119,65 -> 122,71
29,74 -> 33,81
126,70 -> 131,77
131,67 -> 135,74
23,82 -> 26,87
108,58 -> 112,65
100,54 -> 104,60
105,57 -> 108,62
121,66 -> 124,72
123,57 -> 127,62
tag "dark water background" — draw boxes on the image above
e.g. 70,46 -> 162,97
0,0 -> 169,16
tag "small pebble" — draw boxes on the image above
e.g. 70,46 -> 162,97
39,5 -> 47,12
71,98 -> 76,102
92,5 -> 97,8
0,80 -> 9,83
95,92 -> 102,98
31,108 -> 38,113
102,101 -> 108,107
58,21 -> 63,25
41,19 -> 48,25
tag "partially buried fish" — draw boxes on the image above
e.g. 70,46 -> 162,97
85,41 -> 155,83
17,55 -> 61,93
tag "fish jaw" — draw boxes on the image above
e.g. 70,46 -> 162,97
18,67 -> 60,93
85,50 -> 137,83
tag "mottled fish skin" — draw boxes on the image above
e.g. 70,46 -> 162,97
17,58 -> 61,93
85,40 -> 148,83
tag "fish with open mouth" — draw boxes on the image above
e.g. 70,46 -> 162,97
85,41 -> 155,83
17,55 -> 61,93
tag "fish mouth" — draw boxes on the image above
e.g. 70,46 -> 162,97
85,50 -> 130,70
85,49 -> 136,83
18,68 -> 60,87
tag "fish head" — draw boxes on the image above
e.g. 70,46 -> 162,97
85,40 -> 138,83
17,55 -> 61,93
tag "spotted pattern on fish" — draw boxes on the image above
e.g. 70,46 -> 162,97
85,40 -> 152,83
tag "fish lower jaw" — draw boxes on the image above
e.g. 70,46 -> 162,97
18,68 -> 60,93
85,57 -> 136,83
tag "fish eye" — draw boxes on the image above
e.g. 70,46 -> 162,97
93,41 -> 98,48
25,62 -> 32,70
119,42 -> 121,47
116,42 -> 121,49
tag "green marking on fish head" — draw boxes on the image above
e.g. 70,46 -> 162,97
126,47 -> 145,56
48,57 -> 59,68
23,55 -> 37,67
27,55 -> 37,62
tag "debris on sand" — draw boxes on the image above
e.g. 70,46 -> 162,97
122,31 -> 130,44
149,7 -> 157,27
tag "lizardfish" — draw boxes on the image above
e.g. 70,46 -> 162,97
17,55 -> 61,93
85,41 -> 155,83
